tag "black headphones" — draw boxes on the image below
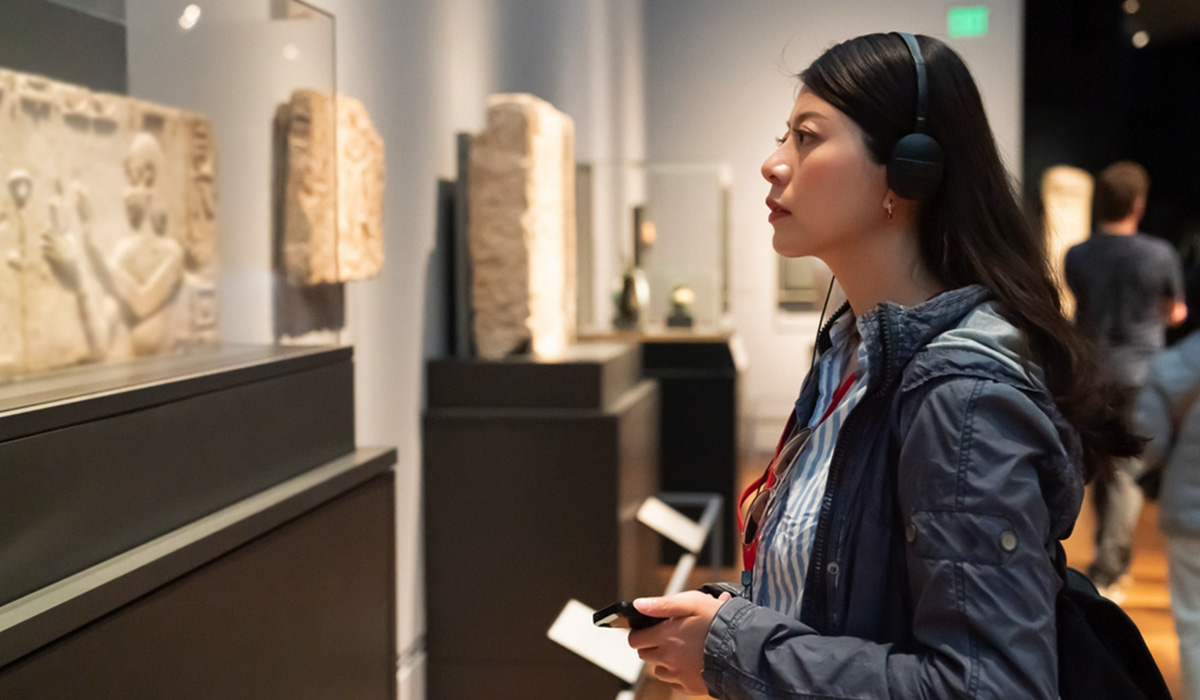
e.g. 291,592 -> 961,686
887,33 -> 944,200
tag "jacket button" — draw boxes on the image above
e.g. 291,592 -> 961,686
1000,531 -> 1018,552
905,522 -> 917,543
827,561 -> 840,576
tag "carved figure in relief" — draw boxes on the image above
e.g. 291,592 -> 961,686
79,133 -> 185,355
41,181 -> 120,360
7,170 -> 31,269
7,171 -> 32,367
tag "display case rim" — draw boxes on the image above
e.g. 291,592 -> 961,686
0,344 -> 351,442
39,0 -> 124,23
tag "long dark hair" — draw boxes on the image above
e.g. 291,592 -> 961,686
801,33 -> 1139,481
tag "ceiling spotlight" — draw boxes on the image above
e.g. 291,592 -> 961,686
178,4 -> 201,31
1123,0 -> 1140,13
1132,30 -> 1150,48
282,43 -> 301,61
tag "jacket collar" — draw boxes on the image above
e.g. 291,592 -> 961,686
816,285 -> 993,395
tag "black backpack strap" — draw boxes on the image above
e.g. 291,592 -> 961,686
1054,540 -> 1069,585
1053,540 -> 1173,700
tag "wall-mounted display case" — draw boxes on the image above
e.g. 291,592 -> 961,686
0,0 -> 337,389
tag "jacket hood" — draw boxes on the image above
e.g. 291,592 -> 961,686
822,285 -> 1086,541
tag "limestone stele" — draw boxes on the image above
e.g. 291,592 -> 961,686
468,93 -> 576,360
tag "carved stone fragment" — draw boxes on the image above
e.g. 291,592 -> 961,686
0,66 -> 219,378
278,89 -> 385,285
468,93 -> 576,359
1042,165 -> 1093,316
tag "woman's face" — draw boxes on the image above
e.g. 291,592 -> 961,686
761,86 -> 889,260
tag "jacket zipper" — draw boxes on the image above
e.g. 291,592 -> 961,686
805,310 -> 897,633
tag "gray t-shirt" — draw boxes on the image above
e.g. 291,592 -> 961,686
1065,232 -> 1184,387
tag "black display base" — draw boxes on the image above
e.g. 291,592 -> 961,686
0,345 -> 356,607
0,345 -> 396,699
0,449 -> 397,699
424,343 -> 660,700
641,336 -> 740,566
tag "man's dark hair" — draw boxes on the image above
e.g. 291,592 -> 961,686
1094,161 -> 1149,223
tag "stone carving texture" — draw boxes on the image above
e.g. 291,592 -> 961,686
468,93 -> 576,359
0,67 -> 219,378
278,89 -> 385,285
1042,165 -> 1093,316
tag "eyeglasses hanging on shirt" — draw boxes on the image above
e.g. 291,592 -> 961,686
738,369 -> 857,590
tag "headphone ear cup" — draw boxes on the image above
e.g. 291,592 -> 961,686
887,133 -> 945,200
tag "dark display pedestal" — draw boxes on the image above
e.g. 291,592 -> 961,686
582,330 -> 741,566
0,346 -> 396,699
424,343 -> 660,700
642,334 -> 740,566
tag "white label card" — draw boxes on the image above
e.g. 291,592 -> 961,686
546,599 -> 644,684
637,497 -> 707,554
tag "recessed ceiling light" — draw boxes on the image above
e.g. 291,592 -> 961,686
179,4 -> 201,31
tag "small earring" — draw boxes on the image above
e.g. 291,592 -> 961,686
886,200 -> 894,220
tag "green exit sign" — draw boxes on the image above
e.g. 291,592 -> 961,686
948,6 -> 989,37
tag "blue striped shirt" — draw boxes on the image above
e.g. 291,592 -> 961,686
753,310 -> 871,617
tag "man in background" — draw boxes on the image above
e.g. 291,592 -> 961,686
1065,160 -> 1186,599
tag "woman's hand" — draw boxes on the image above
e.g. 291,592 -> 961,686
627,590 -> 731,696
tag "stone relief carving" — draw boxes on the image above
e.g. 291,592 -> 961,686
468,93 -> 576,359
1042,165 -> 1093,317
277,88 -> 385,286
0,66 -> 219,378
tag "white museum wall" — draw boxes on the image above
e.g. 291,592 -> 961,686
643,1 -> 1024,450
128,1 -> 644,699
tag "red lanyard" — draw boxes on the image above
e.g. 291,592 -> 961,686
738,370 -> 857,574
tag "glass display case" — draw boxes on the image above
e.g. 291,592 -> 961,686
576,160 -> 731,334
0,0 -> 336,389
0,8 -> 396,698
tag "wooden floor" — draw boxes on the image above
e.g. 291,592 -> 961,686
643,457 -> 1184,700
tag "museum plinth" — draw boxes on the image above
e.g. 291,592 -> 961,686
582,328 -> 742,565
424,342 -> 660,700
0,345 -> 397,699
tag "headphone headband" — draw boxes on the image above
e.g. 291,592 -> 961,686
897,32 -> 928,134
886,32 -> 943,200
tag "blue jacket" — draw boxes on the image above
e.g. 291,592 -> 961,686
1135,330 -> 1200,537
703,285 -> 1085,700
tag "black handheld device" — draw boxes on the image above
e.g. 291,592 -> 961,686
592,601 -> 667,630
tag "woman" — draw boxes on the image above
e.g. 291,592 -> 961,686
627,32 -> 1138,699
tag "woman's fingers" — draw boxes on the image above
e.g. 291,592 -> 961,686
633,590 -> 711,618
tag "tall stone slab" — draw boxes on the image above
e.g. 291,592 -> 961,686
1042,165 -> 1093,316
0,66 -> 219,378
468,93 -> 576,359
278,89 -> 385,286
